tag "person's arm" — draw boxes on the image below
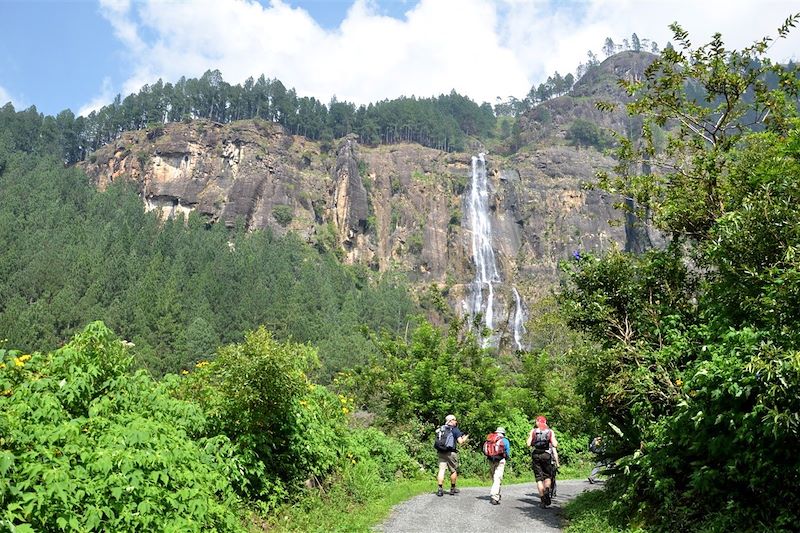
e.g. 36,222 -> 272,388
526,429 -> 534,447
551,446 -> 560,468
456,428 -> 468,445
550,431 -> 559,449
504,438 -> 510,460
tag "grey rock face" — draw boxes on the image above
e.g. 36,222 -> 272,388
81,116 -> 657,349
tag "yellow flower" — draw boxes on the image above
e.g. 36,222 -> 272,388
19,354 -> 31,362
181,370 -> 189,375
1,389 -> 11,396
195,360 -> 210,368
342,407 -> 349,415
0,362 -> 5,370
14,358 -> 24,367
675,379 -> 683,387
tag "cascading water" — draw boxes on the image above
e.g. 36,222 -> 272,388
468,153 -> 500,342
465,153 -> 526,349
512,287 -> 526,351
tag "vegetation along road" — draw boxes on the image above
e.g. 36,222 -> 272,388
378,479 -> 599,532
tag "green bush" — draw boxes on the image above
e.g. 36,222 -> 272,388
0,322 -> 245,532
177,328 -> 319,496
272,204 -> 294,227
566,119 -> 613,150
345,427 -> 419,481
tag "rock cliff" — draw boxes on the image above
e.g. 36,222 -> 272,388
80,52 -> 661,350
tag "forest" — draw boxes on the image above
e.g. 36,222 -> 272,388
2,20 -> 800,533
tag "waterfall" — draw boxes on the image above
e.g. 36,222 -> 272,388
466,153 -> 526,349
512,287 -> 526,351
469,153 -> 500,342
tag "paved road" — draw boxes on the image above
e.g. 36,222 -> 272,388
377,479 -> 599,533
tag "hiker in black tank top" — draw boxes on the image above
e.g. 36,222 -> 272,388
527,415 -> 558,508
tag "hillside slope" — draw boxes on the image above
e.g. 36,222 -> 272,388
80,52 -> 661,350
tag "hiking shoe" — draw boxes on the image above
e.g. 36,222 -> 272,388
449,487 -> 459,495
437,487 -> 444,497
588,476 -> 595,484
543,491 -> 552,506
490,499 -> 500,505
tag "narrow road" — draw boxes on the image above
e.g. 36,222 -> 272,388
377,479 -> 598,532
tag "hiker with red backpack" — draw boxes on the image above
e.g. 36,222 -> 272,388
483,427 -> 510,505
434,414 -> 469,497
527,415 -> 559,508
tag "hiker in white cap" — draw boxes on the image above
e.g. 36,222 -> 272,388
483,426 -> 511,505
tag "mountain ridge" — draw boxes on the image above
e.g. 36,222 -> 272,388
79,51 -> 662,349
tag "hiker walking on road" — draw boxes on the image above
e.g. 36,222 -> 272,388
483,426 -> 510,505
434,414 -> 469,497
527,415 -> 558,508
588,436 -> 608,484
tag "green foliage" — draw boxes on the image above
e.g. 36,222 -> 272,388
343,427 -> 419,482
566,18 -> 800,532
343,321 -> 507,436
0,71 -> 495,161
267,478 -> 434,532
0,323 -> 245,532
564,489 -> 649,533
599,16 -> 800,239
272,204 -> 294,227
406,231 -> 423,255
566,118 -> 614,150
0,151 -> 417,378
177,329 -> 315,495
177,328 -> 419,515
503,296 -> 593,436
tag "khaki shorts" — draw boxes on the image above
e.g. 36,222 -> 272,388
438,451 -> 459,473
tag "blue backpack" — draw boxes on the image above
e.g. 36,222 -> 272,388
434,425 -> 456,452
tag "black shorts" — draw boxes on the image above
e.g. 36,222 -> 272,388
531,450 -> 553,482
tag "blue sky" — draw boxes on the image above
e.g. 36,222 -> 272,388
1,0 -> 798,117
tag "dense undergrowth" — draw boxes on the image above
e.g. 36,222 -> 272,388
559,20 -> 800,532
0,320 -> 594,531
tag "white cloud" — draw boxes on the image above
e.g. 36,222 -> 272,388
0,84 -> 24,109
501,0 -> 800,87
95,0 -> 800,109
78,77 -> 115,117
0,85 -> 12,107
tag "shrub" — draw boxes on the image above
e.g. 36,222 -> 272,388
177,328 -> 318,495
566,119 -> 613,150
344,427 -> 419,481
0,323 -> 244,532
272,204 -> 294,227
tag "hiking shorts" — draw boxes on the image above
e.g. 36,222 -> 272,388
531,450 -> 553,482
438,451 -> 459,474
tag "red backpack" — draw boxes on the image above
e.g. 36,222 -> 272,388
483,432 -> 505,459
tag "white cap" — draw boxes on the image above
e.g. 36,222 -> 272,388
445,414 -> 456,423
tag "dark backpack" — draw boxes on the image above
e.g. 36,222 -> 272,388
532,428 -> 551,450
483,432 -> 505,459
589,437 -> 601,454
434,425 -> 456,452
